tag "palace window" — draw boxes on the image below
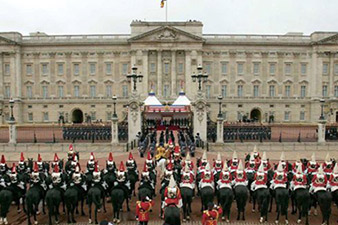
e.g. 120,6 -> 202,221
122,63 -> 128,75
74,64 -> 80,75
285,85 -> 290,97
26,86 -> 33,98
90,63 -> 96,75
164,63 -> 170,74
57,63 -> 64,75
269,63 -> 276,75
322,85 -> 328,97
237,63 -> 244,75
253,85 -> 259,97
221,85 -> 227,97
284,111 -> 290,121
42,63 -> 49,75
178,63 -> 184,74
323,63 -> 329,75
43,112 -> 49,121
90,112 -> 96,121
58,86 -> 64,98
106,112 -> 112,121
300,86 -> 306,98
106,85 -> 112,98
301,63 -> 307,75
122,85 -> 128,97
28,113 -> 33,122
334,64 -> 338,75
4,86 -> 10,98
163,85 -> 170,98
285,63 -> 291,75
26,64 -> 33,75
269,85 -> 275,97
253,63 -> 260,75
90,85 -> 96,97
4,64 -> 10,75
221,62 -> 228,75
74,85 -> 80,97
205,85 -> 211,99
237,85 -> 243,97
335,86 -> 338,97
150,63 -> 156,73
300,111 -> 305,121
106,63 -> 112,74
205,64 -> 212,75
42,86 -> 48,98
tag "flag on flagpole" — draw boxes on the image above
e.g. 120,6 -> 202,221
161,0 -> 166,8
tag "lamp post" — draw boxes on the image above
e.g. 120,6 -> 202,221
112,95 -> 117,118
191,65 -> 209,91
126,65 -> 143,92
9,99 -> 15,121
217,95 -> 223,118
319,99 -> 325,120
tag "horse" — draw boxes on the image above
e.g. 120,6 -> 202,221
218,187 -> 233,222
291,188 -> 310,225
45,187 -> 63,225
234,185 -> 249,221
0,189 -> 13,225
127,167 -> 139,197
64,185 -> 80,224
87,185 -> 104,224
110,188 -> 125,224
253,187 -> 270,223
200,186 -> 214,212
246,171 -> 255,203
26,184 -> 46,225
332,189 -> 338,222
181,187 -> 194,222
316,190 -> 332,225
138,180 -> 154,200
164,205 -> 181,225
274,187 -> 289,224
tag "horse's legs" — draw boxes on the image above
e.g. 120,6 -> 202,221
42,199 -> 46,215
126,197 -> 130,212
55,205 -> 60,223
242,208 -> 245,220
269,194 -> 273,212
48,208 -> 52,225
236,207 -> 240,220
103,195 -> 107,213
23,196 -> 27,213
81,198 -> 85,216
94,206 -> 98,224
252,195 -> 256,212
276,203 -> 280,223
33,204 -> 38,224
88,204 -> 92,224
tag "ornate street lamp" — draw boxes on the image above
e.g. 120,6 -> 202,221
112,95 -> 117,118
319,99 -> 325,120
191,65 -> 208,91
126,65 -> 143,92
9,99 -> 15,121
217,95 -> 223,118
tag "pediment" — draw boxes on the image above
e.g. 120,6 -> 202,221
315,33 -> 338,45
128,26 -> 205,43
0,36 -> 17,45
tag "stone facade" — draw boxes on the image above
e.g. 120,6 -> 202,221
0,20 -> 338,124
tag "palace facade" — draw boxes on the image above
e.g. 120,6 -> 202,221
0,20 -> 338,124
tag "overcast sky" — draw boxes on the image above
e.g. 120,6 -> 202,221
0,0 -> 337,35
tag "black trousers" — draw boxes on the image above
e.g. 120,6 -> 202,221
138,222 -> 148,225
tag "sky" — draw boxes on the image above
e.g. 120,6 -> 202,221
0,0 -> 337,36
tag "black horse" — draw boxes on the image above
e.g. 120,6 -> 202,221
138,180 -> 154,200
127,168 -> 139,197
316,190 -> 332,225
218,187 -> 233,222
64,185 -> 80,223
111,188 -> 125,224
253,187 -> 270,223
164,205 -> 181,225
332,189 -> 338,222
274,187 -> 289,224
291,188 -> 310,225
234,185 -> 249,221
46,187 -> 63,225
0,189 -> 13,225
26,185 -> 46,225
87,185 -> 104,224
200,186 -> 214,212
181,186 -> 194,222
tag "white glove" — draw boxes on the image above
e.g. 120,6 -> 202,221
145,196 -> 150,201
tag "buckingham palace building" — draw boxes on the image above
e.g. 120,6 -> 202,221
0,20 -> 338,125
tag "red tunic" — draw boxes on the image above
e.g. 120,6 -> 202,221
329,174 -> 338,186
311,174 -> 327,187
181,161 -> 194,171
234,171 -> 247,182
293,174 -> 307,186
201,172 -> 214,182
202,207 -> 223,225
273,172 -> 287,184
181,173 -> 194,184
292,162 -> 305,173
307,162 -> 319,174
164,187 -> 182,200
136,200 -> 154,222
219,172 -> 232,182
254,173 -> 267,185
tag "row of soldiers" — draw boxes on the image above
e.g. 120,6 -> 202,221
62,126 -> 111,141
145,118 -> 191,128
223,126 -> 271,141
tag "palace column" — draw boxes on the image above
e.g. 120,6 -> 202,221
171,50 -> 176,97
142,50 -> 149,96
0,52 -> 3,125
13,49 -> 23,124
157,50 -> 162,96
185,50 -> 192,97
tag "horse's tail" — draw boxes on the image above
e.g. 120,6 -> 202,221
300,191 -> 310,218
91,190 -> 102,209
260,189 -> 270,217
317,191 -> 332,222
0,190 -> 12,217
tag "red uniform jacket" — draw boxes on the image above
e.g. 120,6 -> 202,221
293,174 -> 307,186
181,161 -> 194,171
292,162 -> 305,173
136,200 -> 154,222
201,172 -> 214,182
273,172 -> 287,184
307,162 -> 319,174
202,207 -> 223,225
219,172 -> 232,183
329,174 -> 338,186
311,175 -> 327,187
181,173 -> 194,184
254,173 -> 267,185
164,187 -> 182,200
234,171 -> 247,182
245,162 -> 258,171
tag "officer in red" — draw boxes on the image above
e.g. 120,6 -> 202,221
328,163 -> 338,192
310,164 -> 327,194
173,146 -> 181,161
217,162 -> 232,190
229,151 -> 239,173
306,153 -> 319,175
162,175 -> 182,218
323,153 -> 334,176
251,163 -> 268,191
198,150 -> 209,174
181,152 -> 194,172
232,160 -> 248,187
212,153 -> 223,175
270,162 -> 288,190
279,152 -> 289,173
199,164 -> 215,190
135,196 -> 154,225
290,165 -> 307,191
292,155 -> 305,174
260,152 -> 271,172
245,153 -> 257,173
202,202 -> 223,225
